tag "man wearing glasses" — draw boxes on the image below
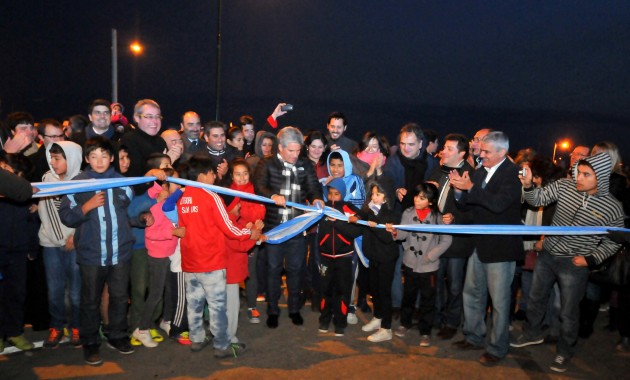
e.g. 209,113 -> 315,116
121,99 -> 167,178
30,118 -> 66,181
567,146 -> 589,178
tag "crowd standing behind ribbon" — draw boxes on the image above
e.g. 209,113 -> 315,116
1,98 -> 630,373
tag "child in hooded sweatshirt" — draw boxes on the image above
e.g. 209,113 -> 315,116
386,183 -> 452,347
38,141 -> 83,349
317,178 -> 362,336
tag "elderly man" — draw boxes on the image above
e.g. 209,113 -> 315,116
449,131 -> 523,366
254,126 -> 323,329
161,129 -> 184,166
466,128 -> 492,168
120,99 -> 167,178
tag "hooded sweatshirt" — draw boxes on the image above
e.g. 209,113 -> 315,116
523,152 -> 624,267
324,149 -> 365,209
38,141 -> 83,247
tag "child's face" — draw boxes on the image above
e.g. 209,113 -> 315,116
231,164 -> 250,185
159,158 -> 172,169
168,172 -> 181,194
327,187 -> 342,202
371,186 -> 386,206
118,150 -> 130,174
50,152 -> 68,177
86,148 -> 113,173
228,132 -> 244,150
198,170 -> 216,185
329,158 -> 345,178
414,192 -> 431,210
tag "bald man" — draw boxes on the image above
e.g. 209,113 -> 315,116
161,129 -> 184,165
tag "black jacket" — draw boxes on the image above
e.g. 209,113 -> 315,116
357,204 -> 401,263
318,201 -> 362,258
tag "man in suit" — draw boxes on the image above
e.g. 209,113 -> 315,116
448,131 -> 523,365
179,111 -> 207,163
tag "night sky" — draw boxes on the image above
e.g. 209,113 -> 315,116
2,1 -> 630,162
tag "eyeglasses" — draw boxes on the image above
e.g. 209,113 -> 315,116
139,114 -> 163,120
44,134 -> 65,139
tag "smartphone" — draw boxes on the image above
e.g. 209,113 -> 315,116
281,104 -> 293,112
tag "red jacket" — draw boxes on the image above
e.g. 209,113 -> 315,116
178,187 -> 251,273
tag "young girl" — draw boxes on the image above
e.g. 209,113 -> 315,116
387,183 -> 452,347
226,126 -> 246,160
228,159 -> 266,330
132,168 -> 181,347
349,181 -> 400,342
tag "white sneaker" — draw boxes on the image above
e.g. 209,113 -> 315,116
132,328 -> 158,348
347,312 -> 358,325
368,328 -> 392,342
362,317 -> 382,332
159,320 -> 171,336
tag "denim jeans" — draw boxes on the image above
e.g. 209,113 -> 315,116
462,251 -> 515,358
79,261 -> 130,346
43,247 -> 81,329
184,270 -> 229,350
524,250 -> 590,358
435,256 -> 467,328
266,235 -> 307,315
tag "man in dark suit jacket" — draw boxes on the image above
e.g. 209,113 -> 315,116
448,131 -> 523,365
179,111 -> 208,163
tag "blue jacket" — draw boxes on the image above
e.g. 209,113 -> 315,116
59,167 -> 134,266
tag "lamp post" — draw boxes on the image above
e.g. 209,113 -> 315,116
111,28 -> 144,103
552,139 -> 571,164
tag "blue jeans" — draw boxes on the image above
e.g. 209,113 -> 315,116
524,251 -> 590,358
79,262 -> 130,346
184,270 -> 229,350
43,247 -> 81,329
266,235 -> 307,315
436,257 -> 467,328
462,251 -> 515,358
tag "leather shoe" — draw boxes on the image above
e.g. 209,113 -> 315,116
479,351 -> 502,366
267,315 -> 279,329
452,339 -> 483,350
289,312 -> 304,326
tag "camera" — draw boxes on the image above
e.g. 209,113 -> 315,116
280,104 -> 293,112
518,168 -> 527,177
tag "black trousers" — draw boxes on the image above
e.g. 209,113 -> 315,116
401,264 -> 437,335
319,255 -> 353,328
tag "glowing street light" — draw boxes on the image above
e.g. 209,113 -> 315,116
130,41 -> 144,56
552,139 -> 572,164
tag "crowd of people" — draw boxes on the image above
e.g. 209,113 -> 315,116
0,98 -> 629,373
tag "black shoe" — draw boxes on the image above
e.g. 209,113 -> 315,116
267,315 -> 279,329
452,339 -> 484,350
83,344 -> 102,366
289,312 -> 304,326
334,327 -> 345,337
107,338 -> 135,354
437,326 -> 457,340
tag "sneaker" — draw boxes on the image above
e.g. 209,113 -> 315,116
149,328 -> 164,342
159,320 -> 171,336
347,312 -> 358,325
362,317 -> 382,332
510,334 -> 544,348
248,308 -> 261,324
549,355 -> 569,373
8,334 -> 34,351
191,337 -> 210,352
70,328 -> 82,348
394,326 -> 408,338
368,328 -> 393,342
130,337 -> 142,346
83,344 -> 102,366
107,338 -> 135,354
214,342 -> 247,358
256,294 -> 266,302
44,328 -> 63,348
174,331 -> 192,345
132,328 -> 158,348
334,327 -> 345,337
318,322 -> 329,333
419,334 -> 431,347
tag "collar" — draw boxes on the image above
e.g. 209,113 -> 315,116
482,157 -> 506,183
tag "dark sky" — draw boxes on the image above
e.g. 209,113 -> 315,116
2,1 -> 630,161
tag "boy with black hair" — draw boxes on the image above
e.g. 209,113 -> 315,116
38,141 -> 83,349
59,136 -> 135,366
177,156 -> 261,358
317,178 -> 362,336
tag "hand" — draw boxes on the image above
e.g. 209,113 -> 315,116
250,227 -> 262,241
385,223 -> 396,233
271,103 -> 288,120
396,188 -> 407,202
519,164 -> 533,188
65,235 -> 75,251
82,192 -> 105,214
330,144 -> 341,151
172,227 -> 186,238
367,221 -> 377,228
28,204 -> 38,213
142,212 -> 155,227
534,240 -> 544,252
449,170 -> 473,191
254,220 -> 264,230
259,235 -> 268,243
271,194 -> 286,207
229,202 -> 241,216
312,199 -> 325,209
572,256 -> 587,267
217,159 -> 228,179
3,132 -> 33,154
146,169 -> 167,181
348,215 -> 359,224
442,213 -> 454,225
165,145 -> 183,163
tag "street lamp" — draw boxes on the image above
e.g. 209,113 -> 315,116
130,41 -> 144,55
111,29 -> 144,103
552,139 -> 571,164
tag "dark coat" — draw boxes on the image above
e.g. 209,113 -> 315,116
357,205 -> 401,263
